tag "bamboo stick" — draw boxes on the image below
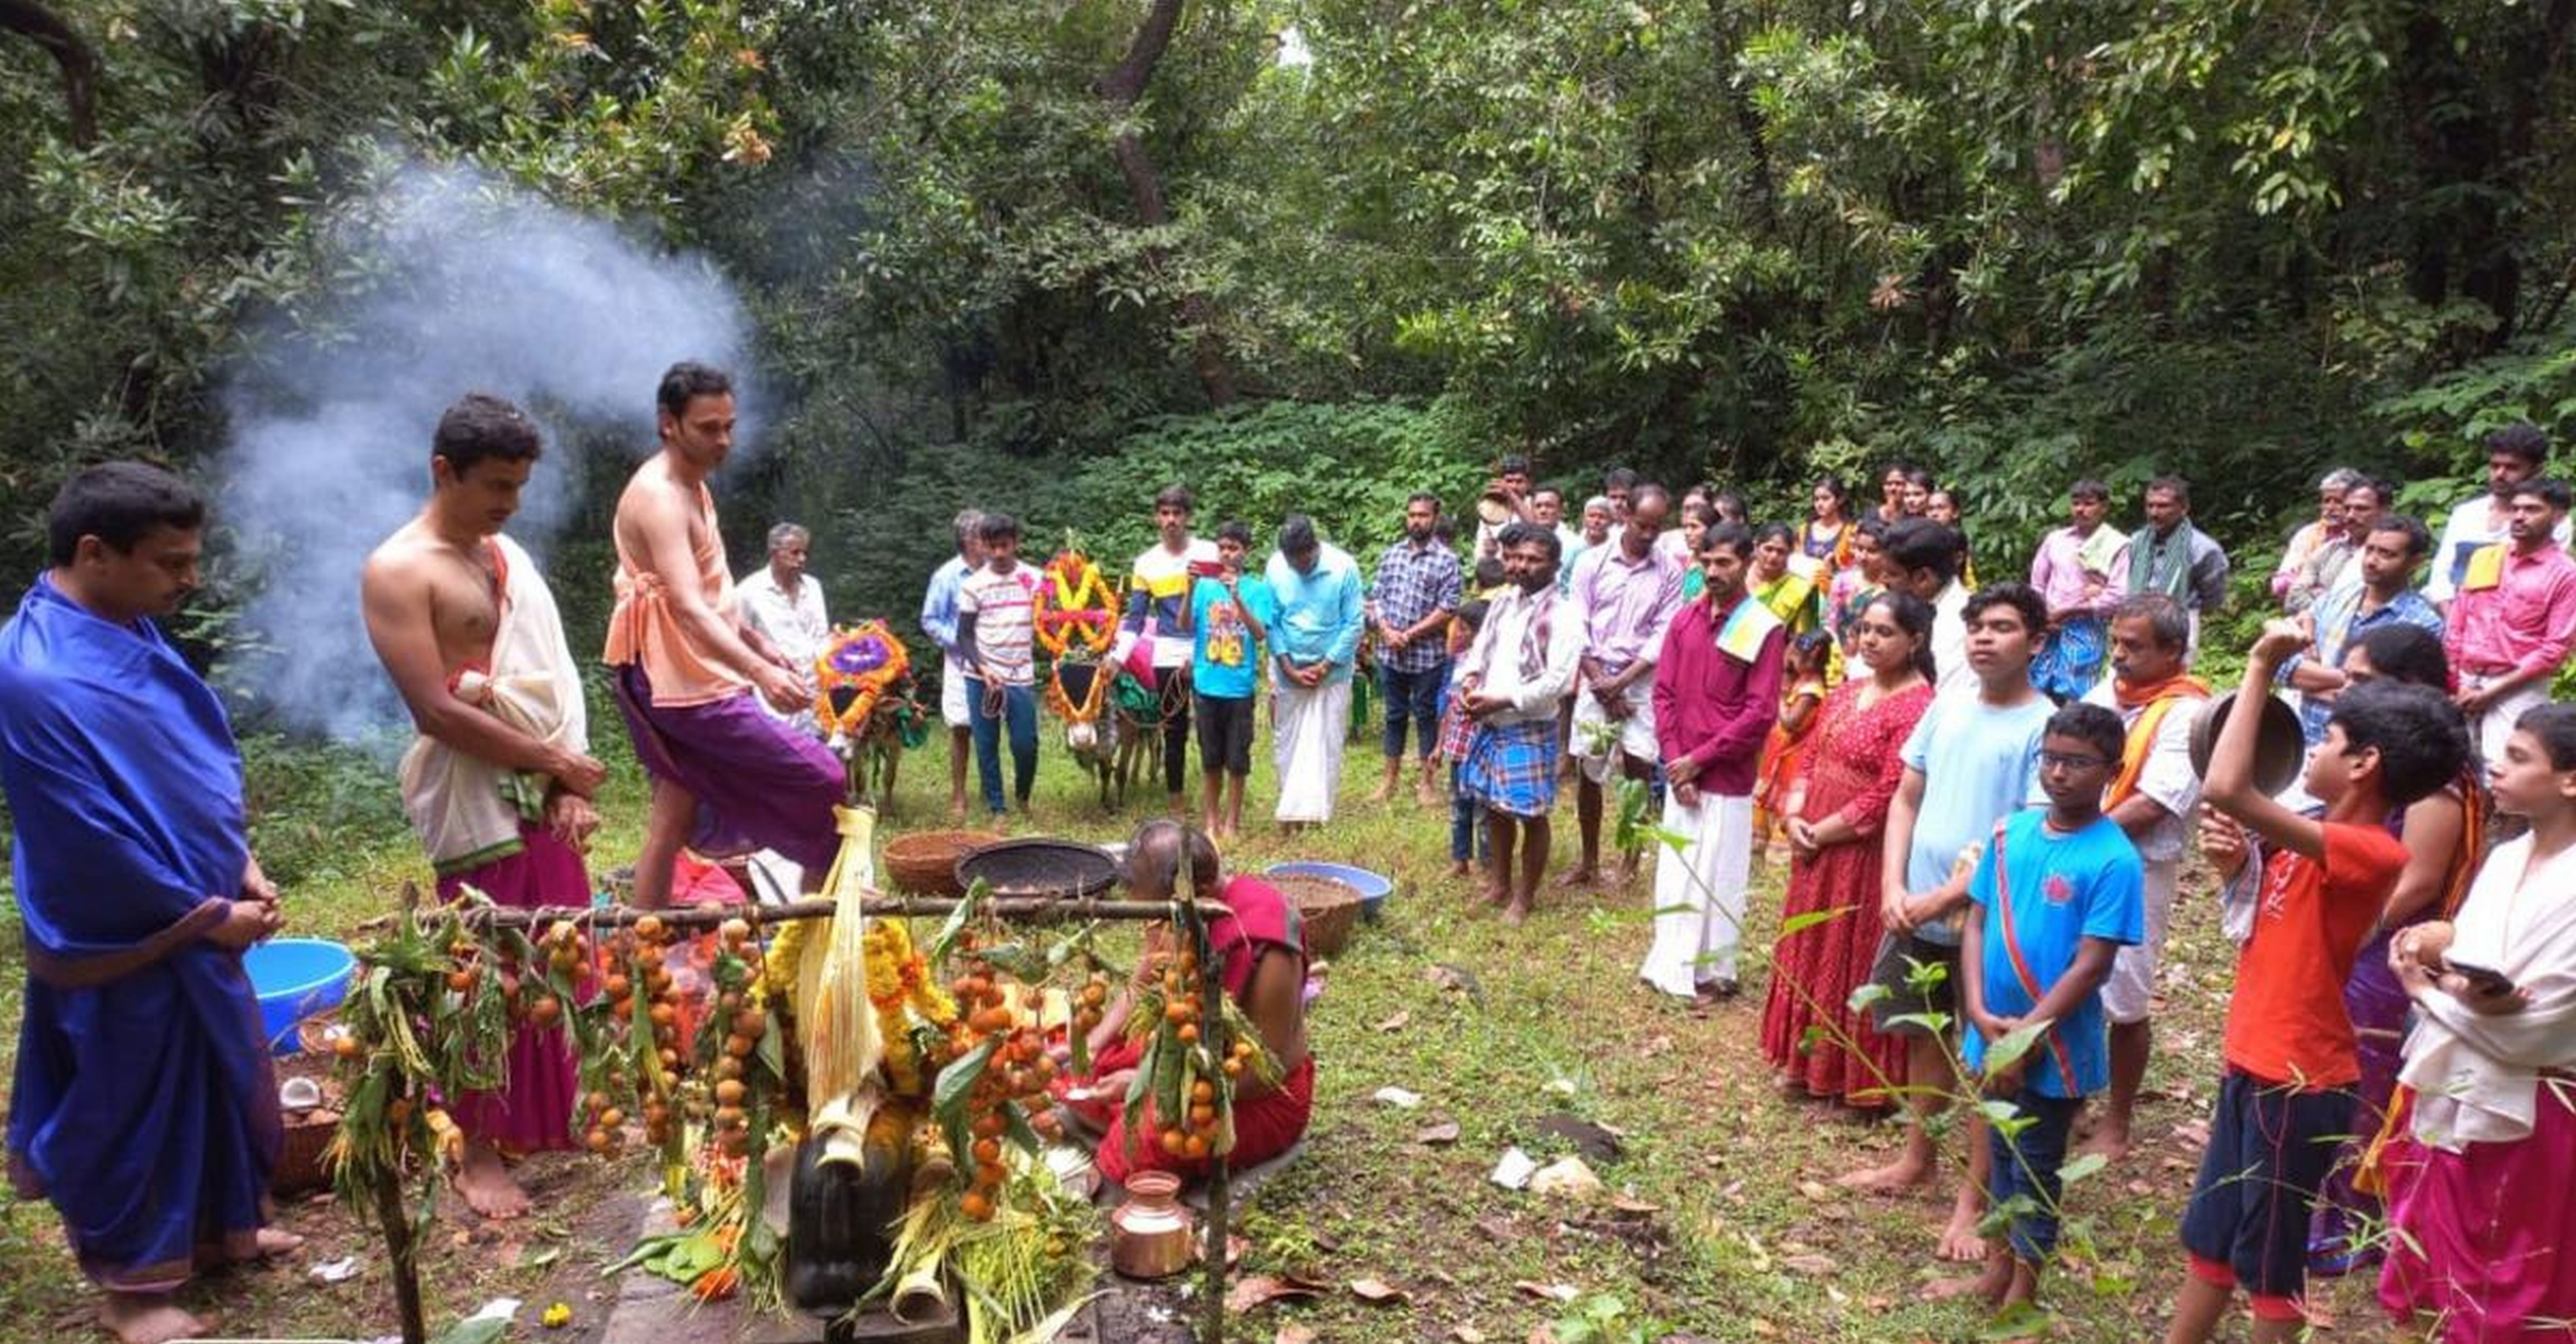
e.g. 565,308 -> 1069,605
389,894 -> 1215,933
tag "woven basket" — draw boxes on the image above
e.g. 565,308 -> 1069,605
272,1054 -> 340,1195
274,1108 -> 341,1196
1269,874 -> 1362,959
884,829 -> 1002,897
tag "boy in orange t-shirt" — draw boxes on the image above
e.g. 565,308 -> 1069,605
2166,621 -> 2471,1343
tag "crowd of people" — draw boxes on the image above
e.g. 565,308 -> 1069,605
5,362 -> 2574,1342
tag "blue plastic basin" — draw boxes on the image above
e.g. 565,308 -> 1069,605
242,937 -> 358,1055
1265,862 -> 1393,922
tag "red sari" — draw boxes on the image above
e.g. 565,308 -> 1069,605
1758,678 -> 1935,1105
1065,875 -> 1313,1183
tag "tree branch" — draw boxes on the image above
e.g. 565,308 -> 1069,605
0,0 -> 99,148
1094,0 -> 1236,405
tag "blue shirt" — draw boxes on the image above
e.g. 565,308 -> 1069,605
1266,543 -> 1366,682
1190,574 -> 1276,700
920,554 -> 972,663
1960,810 -> 2146,1098
1899,687 -> 2053,946
2281,583 -> 2443,745
1367,539 -> 1463,674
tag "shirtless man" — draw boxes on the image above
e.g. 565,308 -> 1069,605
361,393 -> 606,1217
606,363 -> 843,907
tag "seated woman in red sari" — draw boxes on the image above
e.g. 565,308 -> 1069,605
1058,820 -> 1313,1186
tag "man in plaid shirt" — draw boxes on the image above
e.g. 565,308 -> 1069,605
1368,493 -> 1464,807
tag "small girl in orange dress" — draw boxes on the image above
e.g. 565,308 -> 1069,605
1752,631 -> 1834,865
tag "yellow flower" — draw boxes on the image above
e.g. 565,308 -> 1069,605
541,1302 -> 573,1330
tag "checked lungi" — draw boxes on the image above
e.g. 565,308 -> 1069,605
1458,717 -> 1562,818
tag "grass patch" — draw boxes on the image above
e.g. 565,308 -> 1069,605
0,706 -> 2409,1341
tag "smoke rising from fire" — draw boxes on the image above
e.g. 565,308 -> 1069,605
216,161 -> 752,742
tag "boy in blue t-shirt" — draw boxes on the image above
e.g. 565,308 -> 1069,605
1943,701 -> 2144,1315
1190,519 -> 1275,840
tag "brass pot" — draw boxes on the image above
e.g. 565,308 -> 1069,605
2186,688 -> 2306,796
1109,1170 -> 1197,1280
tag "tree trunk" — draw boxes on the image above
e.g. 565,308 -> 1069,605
0,0 -> 98,148
1705,0 -> 1778,232
1094,0 -> 1235,406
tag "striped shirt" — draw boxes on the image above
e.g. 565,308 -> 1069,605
957,564 -> 1043,686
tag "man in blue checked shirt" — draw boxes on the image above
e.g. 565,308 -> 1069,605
1367,493 -> 1464,807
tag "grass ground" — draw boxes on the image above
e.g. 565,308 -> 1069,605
0,711 -> 2411,1344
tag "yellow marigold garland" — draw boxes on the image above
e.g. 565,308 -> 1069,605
1032,551 -> 1118,659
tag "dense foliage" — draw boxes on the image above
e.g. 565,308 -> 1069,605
8,0 -> 2576,703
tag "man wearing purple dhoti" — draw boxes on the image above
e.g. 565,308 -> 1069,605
2,463 -> 302,1344
363,393 -> 609,1217
606,362 -> 843,908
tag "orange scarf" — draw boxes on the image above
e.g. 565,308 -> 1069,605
2106,673 -> 2210,807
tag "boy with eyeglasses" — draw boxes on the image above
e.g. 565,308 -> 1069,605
1937,702 -> 2145,1315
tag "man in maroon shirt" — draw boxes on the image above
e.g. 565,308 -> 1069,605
1640,522 -> 1785,1000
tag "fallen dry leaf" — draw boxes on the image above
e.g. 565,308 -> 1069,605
1453,1327 -> 1488,1344
1608,1194 -> 1662,1216
1227,1274 -> 1324,1314
1512,1280 -> 1580,1303
1797,1179 -> 1834,1201
1372,1086 -> 1424,1109
1415,1120 -> 1461,1146
1781,1253 -> 1836,1275
1274,1327 -> 1316,1344
1527,1328 -> 1562,1344
1350,1277 -> 1410,1305
1372,1010 -> 1411,1033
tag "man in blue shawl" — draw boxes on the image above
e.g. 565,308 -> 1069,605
1,462 -> 297,1344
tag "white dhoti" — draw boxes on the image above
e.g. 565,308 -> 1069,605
941,654 -> 972,728
2100,858 -> 2178,1025
1638,790 -> 1753,996
1272,677 -> 1352,823
2467,676 -> 2547,772
1568,679 -> 1655,784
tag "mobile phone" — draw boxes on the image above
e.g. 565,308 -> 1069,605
2443,959 -> 2518,998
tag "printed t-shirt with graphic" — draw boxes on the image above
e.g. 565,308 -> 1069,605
2222,821 -> 2408,1087
1898,688 -> 2054,946
957,565 -> 1043,687
1960,809 -> 2146,1098
1190,574 -> 1277,701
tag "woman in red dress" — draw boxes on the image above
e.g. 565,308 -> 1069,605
1758,590 -> 1937,1106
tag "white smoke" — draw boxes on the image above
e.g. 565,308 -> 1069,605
216,160 -> 753,742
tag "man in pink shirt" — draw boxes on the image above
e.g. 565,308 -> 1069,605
2444,478 -> 2576,765
2029,478 -> 2129,700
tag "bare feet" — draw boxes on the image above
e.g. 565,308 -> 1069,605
1368,781 -> 1395,805
1502,898 -> 1532,926
1937,1204 -> 1990,1263
947,798 -> 966,821
1478,881 -> 1510,909
1554,866 -> 1599,891
1416,783 -> 1441,809
454,1140 -> 531,1219
1612,857 -> 1640,886
2074,1123 -> 2132,1166
99,1294 -> 207,1344
237,1227 -> 305,1261
1834,1153 -> 1933,1192
1924,1251 -> 2013,1305
1448,860 -> 1474,878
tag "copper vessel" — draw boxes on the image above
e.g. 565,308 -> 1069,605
1109,1170 -> 1196,1280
